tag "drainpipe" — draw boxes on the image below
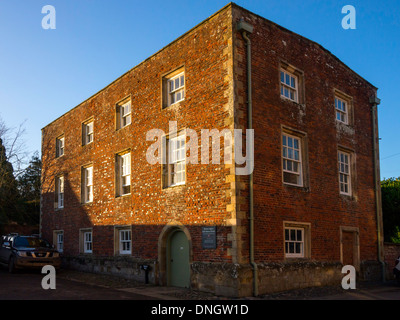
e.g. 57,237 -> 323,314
370,94 -> 385,282
237,20 -> 258,297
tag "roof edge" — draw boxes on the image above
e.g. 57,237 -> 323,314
230,2 -> 378,91
42,2 -> 235,130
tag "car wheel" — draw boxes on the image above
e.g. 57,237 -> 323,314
8,256 -> 16,274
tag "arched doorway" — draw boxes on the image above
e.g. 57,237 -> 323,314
168,229 -> 190,288
158,223 -> 192,288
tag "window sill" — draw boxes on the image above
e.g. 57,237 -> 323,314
116,193 -> 131,199
284,257 -> 311,263
116,124 -> 132,132
280,95 -> 304,106
81,201 -> 93,206
163,99 -> 185,110
82,141 -> 94,147
283,182 -> 309,192
163,182 -> 186,190
339,193 -> 356,201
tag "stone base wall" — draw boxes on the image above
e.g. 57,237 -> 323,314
61,256 -> 383,297
62,255 -> 157,284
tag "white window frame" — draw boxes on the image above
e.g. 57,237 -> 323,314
56,232 -> 64,253
56,136 -> 65,157
335,96 -> 348,124
280,69 -> 298,102
167,72 -> 185,106
119,230 -> 131,255
83,120 -> 94,145
56,176 -> 64,209
282,133 -> 303,187
119,100 -> 132,129
83,231 -> 92,253
117,152 -> 131,196
166,135 -> 186,187
82,166 -> 93,203
284,227 -> 304,258
338,151 -> 351,195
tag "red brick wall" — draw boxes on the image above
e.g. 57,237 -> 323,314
232,5 -> 379,264
40,3 -> 380,283
40,6 -> 235,263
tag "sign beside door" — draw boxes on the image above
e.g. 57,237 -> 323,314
202,226 -> 217,249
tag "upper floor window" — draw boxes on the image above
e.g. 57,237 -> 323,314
334,90 -> 352,125
82,165 -> 93,203
163,134 -> 186,187
168,72 -> 185,106
55,176 -> 64,209
116,99 -> 131,130
280,62 -> 304,104
280,69 -> 298,102
335,97 -> 348,124
116,151 -> 131,196
162,68 -> 185,108
56,136 -> 64,158
282,133 -> 303,187
82,119 -> 94,145
338,150 -> 351,195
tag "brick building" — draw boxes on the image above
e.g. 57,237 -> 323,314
40,3 -> 384,297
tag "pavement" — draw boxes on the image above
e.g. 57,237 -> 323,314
56,268 -> 400,300
1,266 -> 400,300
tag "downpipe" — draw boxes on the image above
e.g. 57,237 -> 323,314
242,29 -> 258,297
370,95 -> 385,282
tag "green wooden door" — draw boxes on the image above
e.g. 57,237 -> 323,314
169,230 -> 190,288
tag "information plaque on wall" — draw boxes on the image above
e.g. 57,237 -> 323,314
202,226 -> 217,249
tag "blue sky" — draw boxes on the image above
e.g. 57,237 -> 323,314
0,0 -> 399,179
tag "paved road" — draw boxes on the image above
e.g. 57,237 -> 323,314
0,266 -> 159,300
1,264 -> 400,301
316,284 -> 400,300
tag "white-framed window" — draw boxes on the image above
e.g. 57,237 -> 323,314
121,101 -> 132,128
116,152 -> 131,196
82,166 -> 93,203
57,232 -> 63,253
119,230 -> 131,255
280,69 -> 298,102
284,227 -> 304,258
282,133 -> 302,186
56,136 -> 65,157
53,230 -> 64,253
83,120 -> 94,145
335,97 -> 348,124
55,176 -> 64,209
164,135 -> 185,187
83,231 -> 92,253
162,69 -> 185,109
168,72 -> 185,106
116,100 -> 132,129
338,151 -> 351,195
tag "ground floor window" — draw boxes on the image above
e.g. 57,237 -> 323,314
283,221 -> 311,259
79,228 -> 93,254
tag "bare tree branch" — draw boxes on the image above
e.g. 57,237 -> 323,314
0,116 -> 29,177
